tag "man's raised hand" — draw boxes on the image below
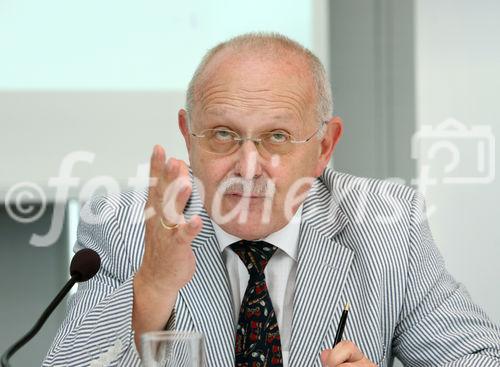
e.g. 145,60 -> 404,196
136,145 -> 202,295
132,145 -> 202,351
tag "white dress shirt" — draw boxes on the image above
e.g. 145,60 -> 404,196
211,205 -> 302,367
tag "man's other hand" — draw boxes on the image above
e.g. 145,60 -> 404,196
320,341 -> 376,367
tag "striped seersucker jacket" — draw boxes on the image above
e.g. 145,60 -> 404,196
43,168 -> 500,367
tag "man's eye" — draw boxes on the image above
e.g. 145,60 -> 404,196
213,130 -> 234,141
269,132 -> 289,143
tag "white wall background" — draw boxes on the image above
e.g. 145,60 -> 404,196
415,0 -> 500,322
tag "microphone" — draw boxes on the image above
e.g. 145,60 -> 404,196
1,248 -> 101,367
70,248 -> 101,282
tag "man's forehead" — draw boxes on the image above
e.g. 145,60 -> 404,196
204,107 -> 297,121
191,46 -> 317,126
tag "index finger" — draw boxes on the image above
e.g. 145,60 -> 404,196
145,144 -> 165,215
149,144 -> 166,181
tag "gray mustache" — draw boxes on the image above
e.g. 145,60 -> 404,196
220,177 -> 275,197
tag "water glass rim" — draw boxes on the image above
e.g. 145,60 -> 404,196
141,330 -> 204,342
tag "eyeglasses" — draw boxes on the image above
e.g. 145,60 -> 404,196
189,121 -> 327,157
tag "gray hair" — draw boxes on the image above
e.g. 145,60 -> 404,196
185,32 -> 333,134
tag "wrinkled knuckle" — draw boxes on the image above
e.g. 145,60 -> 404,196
175,227 -> 189,245
174,232 -> 186,246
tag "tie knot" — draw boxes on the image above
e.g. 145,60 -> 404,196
230,240 -> 277,277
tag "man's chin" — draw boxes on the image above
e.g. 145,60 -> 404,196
218,220 -> 274,241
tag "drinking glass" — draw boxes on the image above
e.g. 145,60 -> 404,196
141,331 -> 204,367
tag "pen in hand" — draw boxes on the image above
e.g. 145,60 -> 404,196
333,303 -> 350,347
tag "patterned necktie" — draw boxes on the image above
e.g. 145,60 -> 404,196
230,240 -> 283,367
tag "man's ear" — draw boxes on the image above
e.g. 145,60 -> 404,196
178,109 -> 191,150
313,116 -> 343,177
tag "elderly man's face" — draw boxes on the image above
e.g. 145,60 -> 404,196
179,48 -> 342,239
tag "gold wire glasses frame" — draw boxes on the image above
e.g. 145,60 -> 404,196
190,121 -> 328,157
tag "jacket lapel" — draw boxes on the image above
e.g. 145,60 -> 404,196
289,175 -> 353,367
177,184 -> 235,367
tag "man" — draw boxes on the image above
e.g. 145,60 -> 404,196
44,33 -> 500,366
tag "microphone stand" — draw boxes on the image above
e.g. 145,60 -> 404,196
0,275 -> 78,367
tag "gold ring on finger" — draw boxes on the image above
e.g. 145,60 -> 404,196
160,217 -> 180,230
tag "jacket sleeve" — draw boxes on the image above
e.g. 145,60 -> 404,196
42,195 -> 142,367
392,192 -> 500,366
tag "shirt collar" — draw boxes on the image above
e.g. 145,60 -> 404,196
211,205 -> 303,262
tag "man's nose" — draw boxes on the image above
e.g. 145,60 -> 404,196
234,140 -> 263,180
